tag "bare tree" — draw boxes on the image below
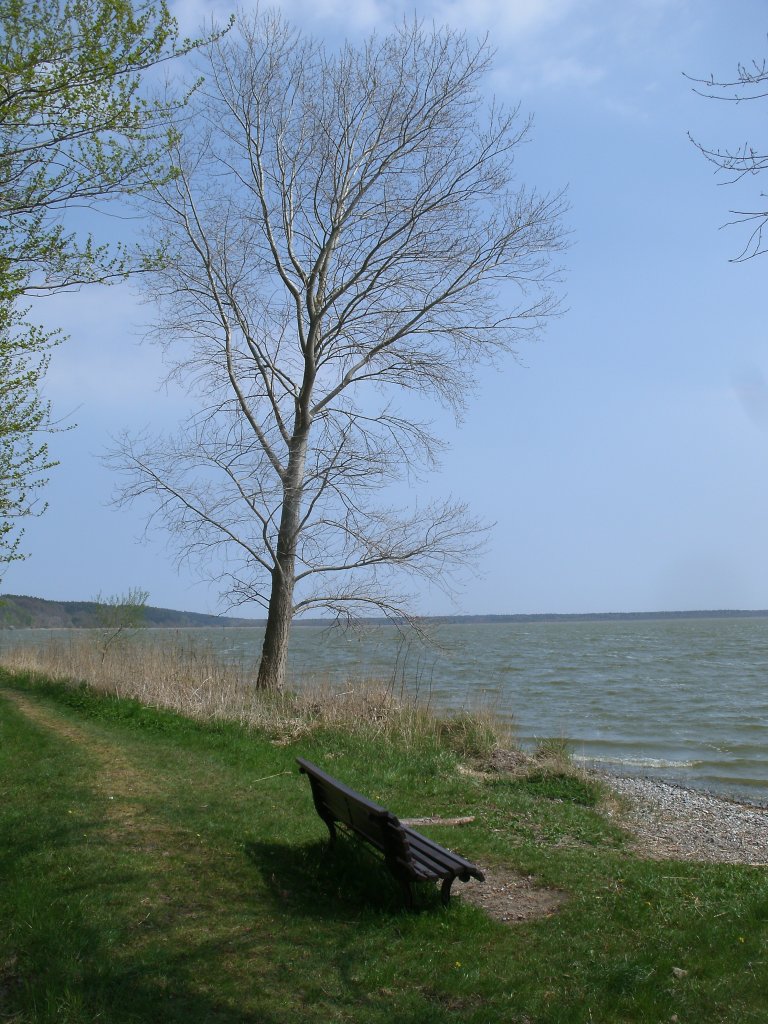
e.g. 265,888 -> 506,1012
111,12 -> 567,689
688,47 -> 768,260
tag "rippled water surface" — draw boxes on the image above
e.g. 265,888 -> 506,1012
4,616 -> 767,799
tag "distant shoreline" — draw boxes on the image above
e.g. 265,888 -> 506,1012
416,608 -> 768,625
3,592 -> 768,630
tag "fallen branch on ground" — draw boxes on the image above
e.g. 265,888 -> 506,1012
400,816 -> 476,826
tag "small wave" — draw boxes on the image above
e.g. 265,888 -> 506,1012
574,755 -> 703,770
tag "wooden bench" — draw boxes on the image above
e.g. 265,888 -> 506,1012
296,757 -> 484,908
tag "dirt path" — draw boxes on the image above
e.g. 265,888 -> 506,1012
0,686 -> 248,935
1,687 -> 170,848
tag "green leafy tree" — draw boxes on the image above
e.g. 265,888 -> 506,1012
0,0 -> 221,579
0,294 -> 58,567
0,0 -> 198,294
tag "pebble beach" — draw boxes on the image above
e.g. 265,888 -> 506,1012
601,773 -> 768,866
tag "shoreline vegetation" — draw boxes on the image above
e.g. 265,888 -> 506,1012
4,592 -> 768,629
1,642 -> 767,1023
0,633 -> 765,816
0,634 -> 511,754
0,629 -> 764,808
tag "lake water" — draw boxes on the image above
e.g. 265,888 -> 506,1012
3,616 -> 767,801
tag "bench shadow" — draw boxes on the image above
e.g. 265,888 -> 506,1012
244,837 -> 445,918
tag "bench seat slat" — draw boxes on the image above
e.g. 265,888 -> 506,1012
404,830 -> 485,878
407,851 -> 453,880
380,846 -> 442,881
404,838 -> 460,874
404,842 -> 482,882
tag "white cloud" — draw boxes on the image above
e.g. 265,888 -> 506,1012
171,0 -> 392,35
169,0 -> 610,101
30,285 -> 188,422
285,0 -> 389,31
429,0 -> 582,38
512,55 -> 606,92
171,0 -> 587,39
170,0 -> 234,35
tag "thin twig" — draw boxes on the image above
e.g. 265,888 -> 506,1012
252,770 -> 293,783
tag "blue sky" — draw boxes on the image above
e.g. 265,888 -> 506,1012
6,0 -> 768,617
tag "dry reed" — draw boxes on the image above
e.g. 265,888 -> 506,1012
0,633 -> 510,754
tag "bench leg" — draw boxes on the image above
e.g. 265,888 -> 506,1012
440,876 -> 455,907
400,879 -> 415,910
319,816 -> 337,846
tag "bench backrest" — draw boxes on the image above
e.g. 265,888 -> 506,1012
297,757 -> 413,869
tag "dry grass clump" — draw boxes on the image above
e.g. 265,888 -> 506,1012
0,634 -> 510,753
467,735 -> 602,803
435,709 -> 505,760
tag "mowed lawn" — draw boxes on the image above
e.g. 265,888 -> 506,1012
2,668 -> 767,1023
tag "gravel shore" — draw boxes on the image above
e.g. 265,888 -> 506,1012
599,773 -> 768,865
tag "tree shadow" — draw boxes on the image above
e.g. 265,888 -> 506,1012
3,878 -> 284,1024
1,817 -> 286,1022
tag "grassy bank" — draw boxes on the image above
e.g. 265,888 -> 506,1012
2,665 -> 768,1023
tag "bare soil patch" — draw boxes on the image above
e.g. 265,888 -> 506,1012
457,866 -> 568,924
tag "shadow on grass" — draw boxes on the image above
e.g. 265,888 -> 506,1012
5,840 -> 457,1023
244,837 -> 446,918
2,846 -> 283,1022
7,932 -> 289,1024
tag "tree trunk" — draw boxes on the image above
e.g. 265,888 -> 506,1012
255,429 -> 309,689
256,557 -> 295,689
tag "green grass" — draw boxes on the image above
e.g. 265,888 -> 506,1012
2,667 -> 767,1023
